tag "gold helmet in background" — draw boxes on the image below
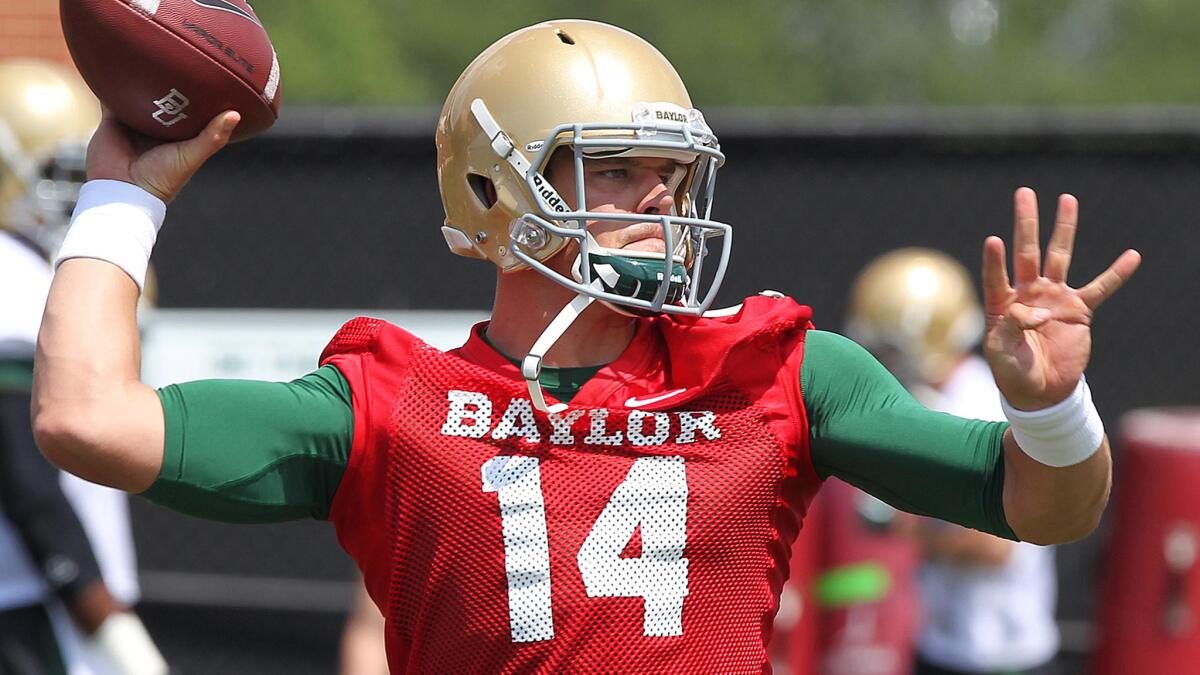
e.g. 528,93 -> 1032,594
0,59 -> 100,256
436,19 -> 730,316
845,248 -> 985,387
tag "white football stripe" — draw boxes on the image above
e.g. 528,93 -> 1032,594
265,49 -> 280,102
131,0 -> 161,14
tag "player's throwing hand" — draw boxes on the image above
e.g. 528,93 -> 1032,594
85,108 -> 240,203
982,187 -> 1141,411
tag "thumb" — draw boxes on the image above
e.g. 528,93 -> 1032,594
178,111 -> 240,169
998,303 -> 1051,337
136,111 -> 240,203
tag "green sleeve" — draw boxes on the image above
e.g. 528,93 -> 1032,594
142,364 -> 354,523
802,330 -> 1016,540
0,358 -> 34,392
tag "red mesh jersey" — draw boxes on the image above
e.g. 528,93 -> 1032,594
322,295 -> 821,674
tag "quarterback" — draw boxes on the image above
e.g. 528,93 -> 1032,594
34,20 -> 1139,674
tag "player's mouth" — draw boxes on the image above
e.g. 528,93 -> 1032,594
623,237 -> 667,253
618,223 -> 668,254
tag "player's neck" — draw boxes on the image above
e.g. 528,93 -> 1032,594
487,268 -> 636,368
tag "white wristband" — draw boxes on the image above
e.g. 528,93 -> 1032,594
91,612 -> 169,675
1001,376 -> 1105,467
54,180 -> 166,292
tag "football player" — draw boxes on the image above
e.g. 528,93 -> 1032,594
846,249 -> 1059,675
33,20 -> 1139,674
0,60 -> 166,675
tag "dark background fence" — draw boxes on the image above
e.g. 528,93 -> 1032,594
133,107 -> 1198,674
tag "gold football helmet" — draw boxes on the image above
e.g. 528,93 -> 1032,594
845,248 -> 985,387
0,59 -> 100,256
436,20 -> 730,316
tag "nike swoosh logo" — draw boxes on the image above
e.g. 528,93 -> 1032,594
625,389 -> 688,408
192,0 -> 262,26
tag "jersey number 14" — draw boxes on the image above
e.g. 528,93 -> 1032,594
482,455 -> 689,643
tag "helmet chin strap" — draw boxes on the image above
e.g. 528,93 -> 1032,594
522,227 -> 692,412
522,285 -> 599,414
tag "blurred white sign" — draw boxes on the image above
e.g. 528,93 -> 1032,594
141,309 -> 487,386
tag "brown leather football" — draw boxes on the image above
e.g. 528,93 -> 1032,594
60,0 -> 281,142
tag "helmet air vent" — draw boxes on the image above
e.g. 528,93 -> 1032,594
555,29 -> 575,45
466,173 -> 497,209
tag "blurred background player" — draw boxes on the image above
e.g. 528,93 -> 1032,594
802,481 -> 922,675
0,59 -> 166,675
845,248 -> 1060,675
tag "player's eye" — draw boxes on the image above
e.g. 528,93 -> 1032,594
661,164 -> 687,188
598,168 -> 628,180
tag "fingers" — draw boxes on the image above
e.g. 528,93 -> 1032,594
1013,187 -> 1041,285
996,187 -> 1135,313
1079,249 -> 1142,310
981,235 -> 1012,315
1043,193 -> 1078,283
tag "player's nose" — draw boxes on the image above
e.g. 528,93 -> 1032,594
637,178 -> 675,216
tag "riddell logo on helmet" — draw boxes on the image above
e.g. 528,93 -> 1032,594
655,110 -> 688,123
531,174 -> 568,213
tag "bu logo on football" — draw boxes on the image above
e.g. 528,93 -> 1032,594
152,89 -> 191,127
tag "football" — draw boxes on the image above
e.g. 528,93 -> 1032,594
60,0 -> 281,142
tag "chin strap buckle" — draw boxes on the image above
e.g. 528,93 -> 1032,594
522,354 -> 565,413
471,98 -> 531,176
521,354 -> 542,381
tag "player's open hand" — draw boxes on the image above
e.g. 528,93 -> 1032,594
982,187 -> 1141,411
85,108 -> 240,203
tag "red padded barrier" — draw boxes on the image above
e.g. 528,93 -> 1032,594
1095,408 -> 1200,674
